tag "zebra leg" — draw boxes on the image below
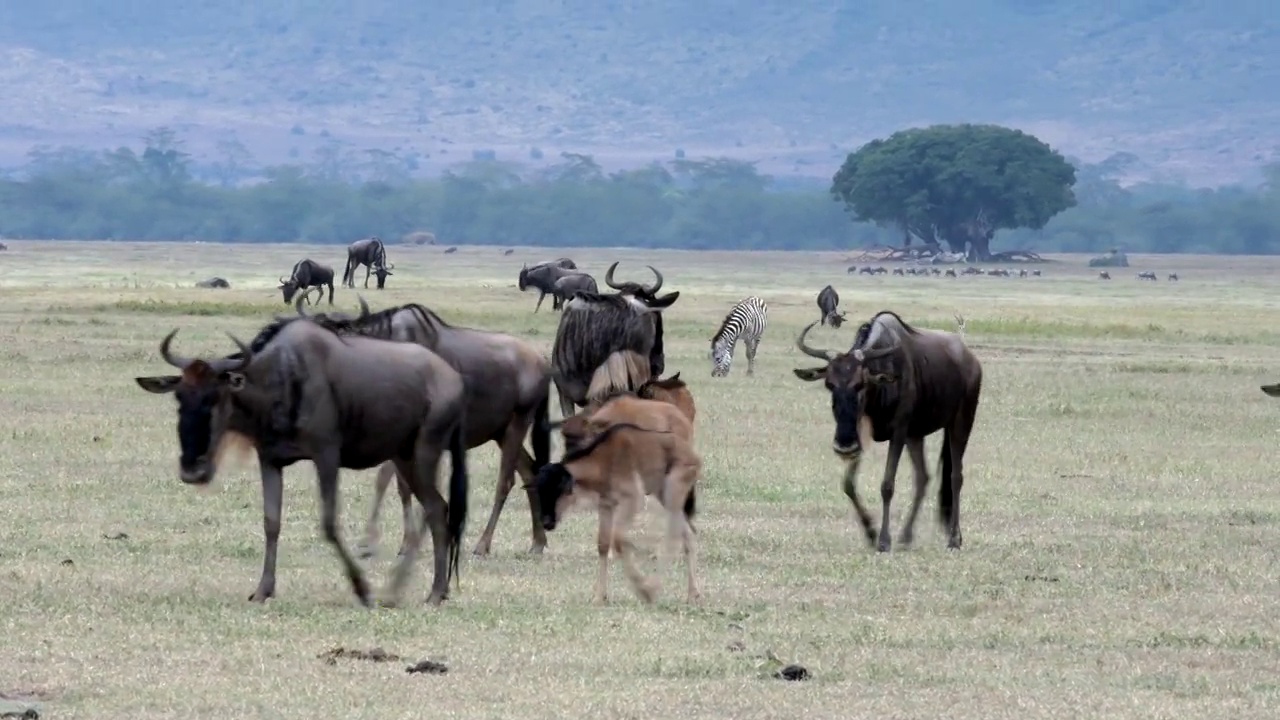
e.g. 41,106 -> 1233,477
745,338 -> 759,376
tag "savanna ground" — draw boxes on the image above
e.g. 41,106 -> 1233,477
1,241 -> 1279,719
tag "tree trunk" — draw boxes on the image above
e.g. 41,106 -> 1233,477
967,230 -> 994,262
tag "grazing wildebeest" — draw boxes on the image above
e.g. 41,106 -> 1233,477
342,237 -> 395,289
133,317 -> 469,607
532,396 -> 701,604
550,262 -> 679,417
816,285 -> 846,328
892,267 -> 905,276
1099,271 -> 1112,280
1032,270 -> 1042,277
792,310 -> 982,552
279,259 -> 334,305
1137,271 -> 1158,281
300,299 -> 553,558
945,268 -> 958,278
1262,383 -> 1280,397
444,246 -> 458,254
518,258 -> 581,312
195,277 -> 230,289
551,272 -> 599,310
709,296 -> 769,378
1168,272 -> 1179,281
503,249 -> 515,256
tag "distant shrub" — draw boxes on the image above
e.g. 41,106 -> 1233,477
402,230 -> 437,245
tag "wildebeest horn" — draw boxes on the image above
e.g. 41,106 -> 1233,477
356,295 -> 370,317
795,322 -> 838,362
646,265 -> 663,294
384,262 -> 394,271
159,328 -> 193,370
211,333 -> 253,374
278,276 -> 289,285
853,345 -> 897,362
604,261 -> 621,290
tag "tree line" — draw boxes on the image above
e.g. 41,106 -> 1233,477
1,126 -> 1277,255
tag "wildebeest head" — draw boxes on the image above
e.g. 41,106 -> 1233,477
518,264 -> 532,291
603,262 -> 679,307
792,321 -> 897,458
134,329 -> 254,485
530,463 -> 574,531
373,262 -> 394,289
278,275 -> 301,304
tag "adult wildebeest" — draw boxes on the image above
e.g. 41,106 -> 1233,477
133,316 -> 469,607
300,299 -> 553,558
279,259 -> 335,305
532,395 -> 701,604
1262,383 -> 1280,397
517,258 -> 581,312
342,237 -> 394,289
195,277 -> 230,289
816,285 -> 846,328
550,262 -> 679,418
1099,271 -> 1112,280
1168,272 -> 1179,281
1137,271 -> 1158,281
551,272 -> 599,310
792,310 -> 982,553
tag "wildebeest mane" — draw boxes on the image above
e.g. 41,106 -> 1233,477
311,302 -> 452,346
643,373 -> 686,392
565,291 -> 636,310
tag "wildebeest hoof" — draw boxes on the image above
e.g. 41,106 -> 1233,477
425,591 -> 448,607
876,538 -> 891,553
947,537 -> 963,550
898,531 -> 914,547
528,544 -> 546,555
248,588 -> 274,603
635,579 -> 659,604
470,544 -> 491,557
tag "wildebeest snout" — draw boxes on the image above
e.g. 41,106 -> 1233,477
179,458 -> 213,485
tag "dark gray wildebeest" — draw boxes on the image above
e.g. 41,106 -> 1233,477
792,310 -> 981,553
816,285 -> 846,328
1262,383 -> 1280,397
297,298 -> 554,558
551,262 -> 680,418
551,272 -> 599,309
1099,271 -> 1112,280
1137,271 -> 1158,281
195,277 -> 230,289
517,257 -> 581,312
1168,272 -> 1179,281
133,315 -> 469,608
342,237 -> 395,289
279,258 -> 335,305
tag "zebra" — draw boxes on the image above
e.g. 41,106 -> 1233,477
709,296 -> 768,378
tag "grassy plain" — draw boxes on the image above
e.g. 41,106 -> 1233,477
1,241 -> 1279,719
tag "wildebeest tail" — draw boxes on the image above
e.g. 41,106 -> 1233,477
937,431 -> 954,529
446,420 -> 468,589
531,388 -> 551,472
683,485 -> 697,533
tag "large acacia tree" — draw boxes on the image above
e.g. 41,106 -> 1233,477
831,124 -> 1077,261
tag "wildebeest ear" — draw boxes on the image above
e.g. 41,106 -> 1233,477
221,371 -> 247,391
793,367 -> 827,382
135,375 -> 181,394
647,291 -> 680,309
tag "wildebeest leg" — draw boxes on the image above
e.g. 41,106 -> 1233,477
945,409 -> 977,550
326,281 -> 334,305
654,464 -> 700,603
314,453 -> 372,607
898,437 -> 930,548
840,460 -> 877,547
534,290 -> 547,313
249,461 -> 284,603
594,502 -> 615,604
555,383 -> 576,422
612,494 -> 657,604
472,424 -> 536,557
516,450 -> 548,553
363,264 -> 371,289
384,446 -> 450,606
357,461 -> 411,560
875,440 -> 906,553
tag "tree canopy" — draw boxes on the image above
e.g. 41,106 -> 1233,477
831,124 -> 1078,260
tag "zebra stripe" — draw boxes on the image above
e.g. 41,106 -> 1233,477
710,296 -> 768,377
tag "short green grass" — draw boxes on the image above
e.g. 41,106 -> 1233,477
2,241 -> 1279,719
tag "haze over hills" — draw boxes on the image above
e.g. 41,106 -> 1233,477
0,1 -> 1276,186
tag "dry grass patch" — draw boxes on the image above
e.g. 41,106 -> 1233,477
1,242 -> 1279,718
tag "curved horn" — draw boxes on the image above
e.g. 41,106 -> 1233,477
159,328 -> 193,370
294,294 -> 310,317
384,262 -> 394,271
645,265 -> 663,294
357,295 -> 371,318
604,261 -> 621,290
278,276 -> 289,285
853,345 -> 897,362
211,333 -> 253,374
795,322 -> 838,362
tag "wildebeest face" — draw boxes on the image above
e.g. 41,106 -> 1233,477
530,463 -> 575,531
279,278 -> 300,303
792,322 -> 895,459
135,330 -> 253,485
374,264 -> 393,289
517,265 -> 530,291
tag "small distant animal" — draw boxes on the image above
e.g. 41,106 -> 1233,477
443,247 -> 458,254
710,296 -> 769,377
816,285 -> 846,328
503,249 -> 515,256
847,265 -> 858,274
1262,383 -> 1280,397
342,237 -> 394,290
892,267 -> 905,276
962,267 -> 983,276
1019,269 -> 1028,278
1168,272 -> 1179,281
1032,270 -> 1042,277
0,241 -> 8,251
195,277 -> 230,289
945,269 -> 957,278
859,266 -> 875,276
532,395 -> 701,604
988,268 -> 1011,278
518,258 -> 581,313
1137,271 -> 1158,281
279,258 -> 335,305
551,272 -> 599,310
1099,271 -> 1112,280
931,268 -> 942,276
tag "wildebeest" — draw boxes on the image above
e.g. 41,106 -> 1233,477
517,258 -> 581,312
532,395 -> 701,604
551,272 -> 599,310
709,296 -> 768,378
195,277 -> 230,289
1262,383 -> 1280,397
444,246 -> 458,254
816,285 -> 846,328
279,259 -> 335,305
503,249 -> 515,256
342,237 -> 394,289
1168,272 -> 1179,281
1137,271 -> 1158,281
550,262 -> 679,417
792,310 -> 982,552
132,316 -> 469,607
1099,271 -> 1112,280
298,299 -> 554,558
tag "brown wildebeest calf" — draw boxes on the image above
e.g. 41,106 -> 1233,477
532,396 -> 701,605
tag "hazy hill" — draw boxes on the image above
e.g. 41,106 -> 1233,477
1,1 -> 1276,185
